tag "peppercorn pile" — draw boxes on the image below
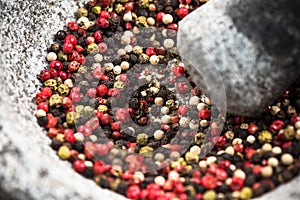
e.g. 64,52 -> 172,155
35,0 -> 300,199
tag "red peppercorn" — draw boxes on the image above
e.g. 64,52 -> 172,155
82,125 -> 93,137
112,131 -> 121,139
216,168 -> 228,181
167,23 -> 178,31
73,160 -> 86,173
94,31 -> 103,43
64,34 -> 77,46
230,177 -> 244,191
176,82 -> 189,93
62,97 -> 72,108
36,92 -> 48,103
39,70 -> 51,81
172,66 -> 185,77
75,45 -> 84,53
41,87 -> 52,97
124,2 -> 134,11
99,0 -> 113,7
178,105 -> 188,115
96,84 -> 108,97
116,108 -> 130,123
201,175 -> 218,189
233,143 -> 244,153
46,114 -> 57,129
101,113 -> 113,125
98,42 -> 108,53
49,69 -> 58,78
48,128 -> 61,138
70,92 -> 81,103
64,129 -> 76,144
59,70 -> 68,80
68,61 -> 80,72
87,88 -> 97,98
146,47 -> 156,56
126,185 -> 141,200
156,12 -> 165,22
75,54 -> 85,64
291,115 -> 300,124
67,21 -> 79,31
216,135 -> 227,148
62,42 -> 73,53
248,123 -> 259,134
49,60 -> 63,70
177,7 -> 189,18
198,109 -> 211,119
100,10 -> 111,19
269,120 -> 285,131
38,102 -> 49,112
218,160 -> 231,170
96,17 -> 109,28
107,88 -> 120,98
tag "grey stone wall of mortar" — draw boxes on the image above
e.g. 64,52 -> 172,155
0,0 -> 300,199
178,0 -> 300,117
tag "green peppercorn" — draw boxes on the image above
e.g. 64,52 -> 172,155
166,99 -> 175,109
203,190 -> 216,200
284,125 -> 295,140
98,105 -> 108,113
139,146 -> 153,157
92,6 -> 101,14
136,16 -> 149,28
58,146 -> 71,160
66,112 -> 79,125
78,7 -> 88,17
114,4 -> 125,14
78,65 -> 88,73
139,0 -> 149,9
132,46 -> 143,55
57,50 -> 68,61
114,81 -> 125,89
258,130 -> 273,143
76,105 -> 85,114
44,79 -> 57,90
195,132 -> 206,145
84,106 -> 94,117
185,151 -> 199,164
136,133 -> 148,145
87,43 -> 99,54
57,84 -> 70,96
240,187 -> 253,200
139,53 -> 150,64
49,94 -> 62,107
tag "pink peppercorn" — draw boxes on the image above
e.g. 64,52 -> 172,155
230,177 -> 244,191
73,160 -> 86,173
156,12 -> 165,22
62,96 -> 72,108
96,17 -> 109,28
67,21 -> 79,31
101,113 -> 113,125
40,87 -> 52,97
126,185 -> 141,199
96,84 -> 108,97
64,34 -> 77,45
39,70 -> 51,81
198,109 -> 211,119
201,175 -> 218,189
38,102 -> 49,112
62,42 -> 73,53
49,60 -> 63,70
94,31 -> 103,43
269,120 -> 285,131
87,88 -> 97,98
50,69 -> 58,78
98,42 -> 108,53
172,66 -> 185,77
177,7 -> 189,18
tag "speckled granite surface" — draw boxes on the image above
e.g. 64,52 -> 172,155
0,0 -> 300,199
178,0 -> 300,117
0,0 -> 125,199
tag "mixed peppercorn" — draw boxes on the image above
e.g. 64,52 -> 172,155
35,0 -> 300,199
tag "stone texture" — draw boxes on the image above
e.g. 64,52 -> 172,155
0,0 -> 125,200
177,0 -> 300,117
0,0 -> 300,199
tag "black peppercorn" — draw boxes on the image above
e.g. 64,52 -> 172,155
55,30 -> 67,41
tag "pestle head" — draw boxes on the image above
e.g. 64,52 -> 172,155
177,0 -> 300,117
